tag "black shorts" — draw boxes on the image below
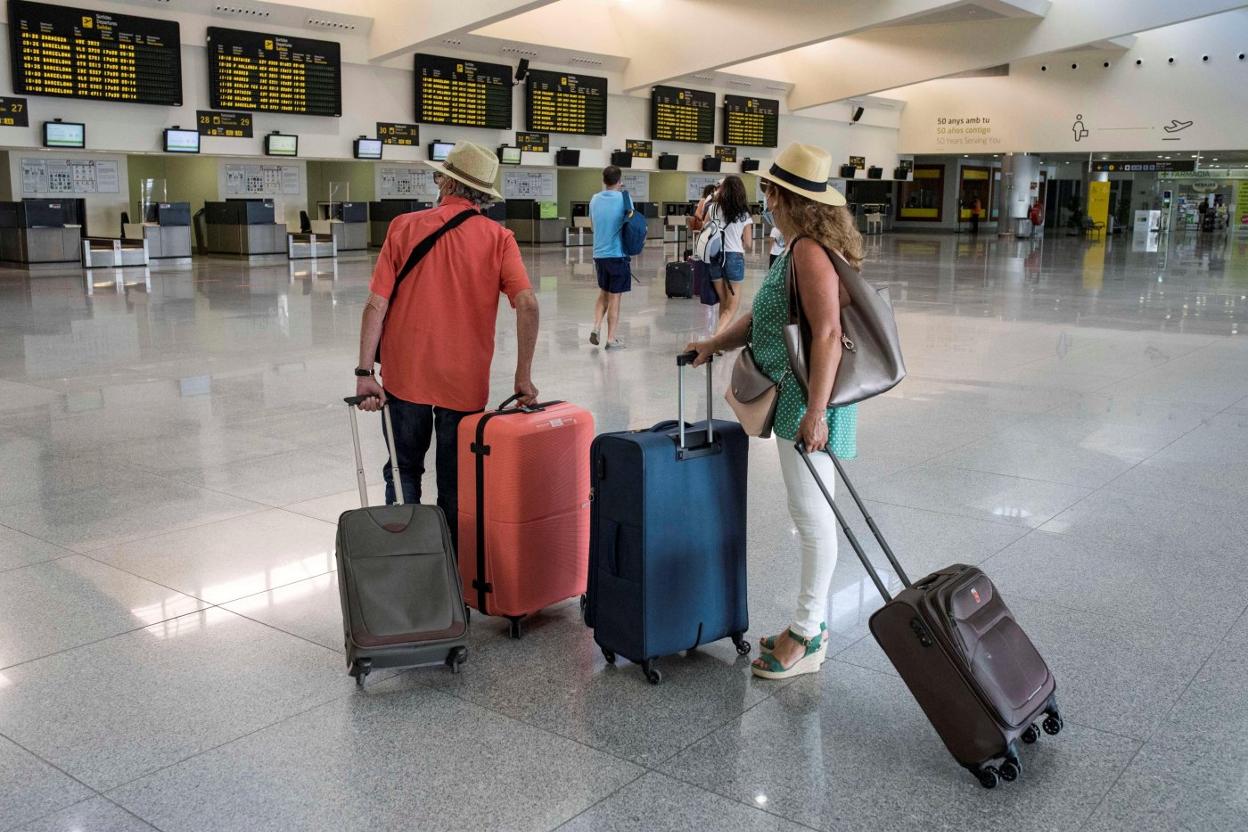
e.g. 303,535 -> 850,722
595,257 -> 632,294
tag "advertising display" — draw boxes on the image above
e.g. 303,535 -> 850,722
526,70 -> 608,136
899,164 -> 944,221
413,54 -> 512,129
651,85 -> 715,143
723,95 -> 779,148
9,0 -> 182,106
208,27 -> 342,117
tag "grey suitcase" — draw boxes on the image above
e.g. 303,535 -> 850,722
337,396 -> 468,687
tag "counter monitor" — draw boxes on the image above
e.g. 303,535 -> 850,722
429,140 -> 454,161
651,85 -> 715,144
43,120 -> 84,148
9,0 -> 182,106
207,27 -> 341,117
163,128 -> 200,154
354,138 -> 383,160
722,94 -> 779,148
264,133 -> 298,157
526,69 -> 608,136
414,53 -> 512,130
498,146 -> 522,165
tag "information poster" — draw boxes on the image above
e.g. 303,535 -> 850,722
687,174 -> 721,201
21,158 -> 119,194
223,163 -> 301,196
378,166 -> 437,198
503,170 -> 555,199
621,172 -> 649,201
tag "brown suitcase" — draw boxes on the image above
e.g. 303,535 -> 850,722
797,444 -> 1062,789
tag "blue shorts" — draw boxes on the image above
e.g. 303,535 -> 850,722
595,257 -> 632,294
722,252 -> 745,283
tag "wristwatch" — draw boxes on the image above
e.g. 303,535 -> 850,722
354,367 -> 375,377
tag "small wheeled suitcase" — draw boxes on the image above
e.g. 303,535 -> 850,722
585,353 -> 751,684
336,396 -> 468,687
665,261 -> 694,298
795,444 -> 1062,789
458,395 -> 594,639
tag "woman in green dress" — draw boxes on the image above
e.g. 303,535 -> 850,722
686,142 -> 863,680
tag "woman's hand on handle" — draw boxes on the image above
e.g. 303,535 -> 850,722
799,410 -> 829,453
683,340 -> 717,368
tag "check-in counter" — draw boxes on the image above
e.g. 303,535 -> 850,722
505,199 -> 564,244
634,201 -> 664,240
0,199 -> 85,264
368,200 -> 433,247
204,200 -> 287,255
124,202 -> 192,260
314,202 -> 368,252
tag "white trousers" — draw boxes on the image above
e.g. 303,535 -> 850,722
776,438 -> 839,640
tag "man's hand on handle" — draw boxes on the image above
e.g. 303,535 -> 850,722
355,375 -> 386,411
514,375 -> 539,408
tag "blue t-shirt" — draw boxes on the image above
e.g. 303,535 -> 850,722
590,189 -> 627,259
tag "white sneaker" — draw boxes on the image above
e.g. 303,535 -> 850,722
605,339 -> 626,350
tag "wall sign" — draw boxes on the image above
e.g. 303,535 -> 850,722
0,97 -> 29,127
223,163 -> 301,196
21,158 -> 119,194
626,139 -> 653,159
516,131 -> 549,153
198,110 -> 252,138
1090,160 -> 1196,173
503,170 -> 555,199
849,155 -> 866,169
377,122 -> 419,146
715,145 -> 737,163
378,166 -> 437,198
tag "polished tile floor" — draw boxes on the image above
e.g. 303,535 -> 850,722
1,227 -> 1247,831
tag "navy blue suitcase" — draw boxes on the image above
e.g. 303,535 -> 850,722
585,353 -> 751,684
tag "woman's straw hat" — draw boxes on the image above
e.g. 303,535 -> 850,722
758,142 -> 847,207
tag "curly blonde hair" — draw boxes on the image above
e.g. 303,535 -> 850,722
769,184 -> 865,270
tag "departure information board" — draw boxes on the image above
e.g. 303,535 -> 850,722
526,69 -> 607,136
651,85 -> 715,144
207,27 -> 341,117
413,54 -> 511,129
723,94 -> 779,148
9,0 -> 182,106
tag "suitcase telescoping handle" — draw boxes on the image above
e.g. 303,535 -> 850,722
676,350 -> 714,450
344,396 -> 406,508
795,441 -> 912,603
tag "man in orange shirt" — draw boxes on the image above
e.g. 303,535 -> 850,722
354,142 -> 539,549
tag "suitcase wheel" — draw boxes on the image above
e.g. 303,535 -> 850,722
1022,724 -> 1040,744
641,660 -> 662,685
601,647 -> 616,665
464,604 -> 471,624
507,617 -> 524,640
998,757 -> 1021,783
351,658 -> 372,689
579,594 -> 588,625
975,766 -> 1000,790
1043,714 -> 1064,736
446,646 -> 467,675
732,634 -> 752,656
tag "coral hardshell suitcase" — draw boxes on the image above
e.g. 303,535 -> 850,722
585,353 -> 751,684
336,397 -> 468,688
665,261 -> 694,298
458,396 -> 594,638
795,444 -> 1062,789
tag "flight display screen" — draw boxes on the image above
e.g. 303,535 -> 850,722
651,85 -> 715,144
207,27 -> 341,117
723,94 -> 779,148
413,53 -> 512,129
525,69 -> 607,136
8,0 -> 182,106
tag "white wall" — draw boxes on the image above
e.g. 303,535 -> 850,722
896,11 -> 1248,154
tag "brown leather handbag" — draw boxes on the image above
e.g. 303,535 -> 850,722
724,343 -> 779,438
786,240 -> 905,407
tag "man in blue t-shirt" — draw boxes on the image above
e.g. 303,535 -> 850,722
588,165 -> 630,350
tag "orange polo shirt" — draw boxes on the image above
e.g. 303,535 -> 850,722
371,196 -> 532,412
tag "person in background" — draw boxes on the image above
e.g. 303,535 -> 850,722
589,165 -> 630,350
707,174 -> 752,338
689,183 -> 717,233
354,141 -> 539,552
970,195 -> 983,235
686,142 -> 861,680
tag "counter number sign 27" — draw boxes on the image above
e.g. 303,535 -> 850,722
0,97 -> 29,128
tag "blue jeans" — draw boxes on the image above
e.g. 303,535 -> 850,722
723,252 -> 746,283
381,394 -> 474,552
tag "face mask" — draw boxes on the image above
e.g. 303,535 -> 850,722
762,209 -> 774,225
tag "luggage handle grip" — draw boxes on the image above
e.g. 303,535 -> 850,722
344,395 -> 405,508
676,352 -> 714,451
794,442 -> 910,603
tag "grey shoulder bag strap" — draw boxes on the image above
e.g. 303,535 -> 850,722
784,238 -> 906,407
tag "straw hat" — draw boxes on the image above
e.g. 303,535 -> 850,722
424,141 -> 502,201
758,142 -> 846,207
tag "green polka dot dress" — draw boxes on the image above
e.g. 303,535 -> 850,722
751,251 -> 858,458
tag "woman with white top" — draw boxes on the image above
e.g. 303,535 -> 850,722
707,175 -> 752,338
